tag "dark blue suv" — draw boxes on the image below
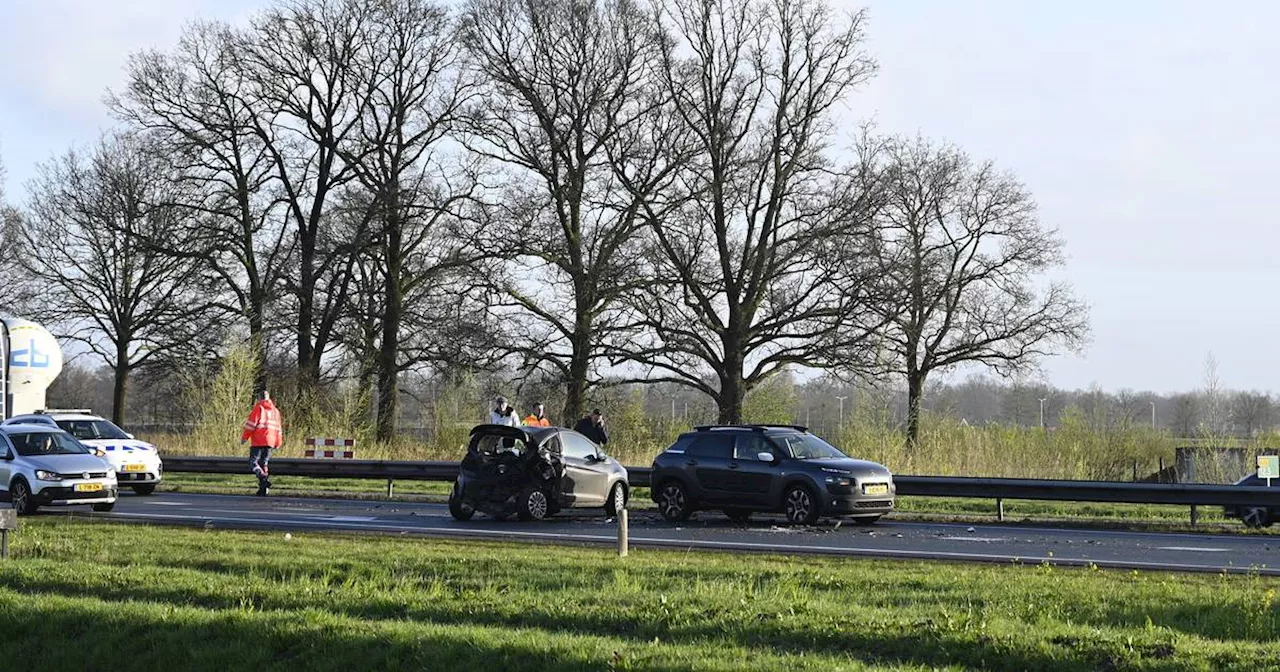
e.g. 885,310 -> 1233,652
649,425 -> 895,525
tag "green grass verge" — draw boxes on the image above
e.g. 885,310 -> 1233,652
2,519 -> 1279,671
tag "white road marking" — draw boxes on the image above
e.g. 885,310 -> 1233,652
940,536 -> 1005,542
326,516 -> 377,522
144,502 -> 190,506
1156,546 -> 1229,552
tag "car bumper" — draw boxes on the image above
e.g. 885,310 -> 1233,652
826,495 -> 895,516
33,484 -> 119,505
110,461 -> 163,484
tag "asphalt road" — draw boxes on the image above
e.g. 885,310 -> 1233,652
69,491 -> 1280,575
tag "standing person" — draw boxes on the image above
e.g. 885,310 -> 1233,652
241,390 -> 283,496
573,408 -> 608,446
490,396 -> 520,427
523,402 -> 550,427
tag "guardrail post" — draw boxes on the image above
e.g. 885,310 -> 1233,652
386,479 -> 394,498
1190,504 -> 1198,526
0,504 -> 15,559
996,498 -> 1005,522
617,508 -> 629,558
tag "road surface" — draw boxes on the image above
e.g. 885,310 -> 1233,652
62,491 -> 1280,575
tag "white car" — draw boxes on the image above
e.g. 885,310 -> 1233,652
1,424 -> 118,514
2,411 -> 163,495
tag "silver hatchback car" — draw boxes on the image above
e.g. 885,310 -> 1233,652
1,424 -> 119,514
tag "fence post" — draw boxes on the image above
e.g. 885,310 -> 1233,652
617,508 -> 629,558
386,479 -> 394,498
0,504 -> 15,559
996,498 -> 1005,522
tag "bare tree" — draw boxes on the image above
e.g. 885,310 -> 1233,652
1171,393 -> 1199,438
460,0 -> 671,423
111,21 -> 289,389
20,135 -> 214,425
620,0 -> 884,424
341,0 -> 488,440
870,136 -> 1088,444
0,155 -> 25,313
1231,391 -> 1272,437
237,0 -> 375,393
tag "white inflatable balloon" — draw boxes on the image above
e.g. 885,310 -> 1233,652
3,318 -> 63,413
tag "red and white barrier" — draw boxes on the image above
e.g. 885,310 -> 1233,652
304,437 -> 355,459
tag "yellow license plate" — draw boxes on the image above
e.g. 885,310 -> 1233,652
123,464 -> 147,472
75,483 -> 104,493
862,483 -> 889,496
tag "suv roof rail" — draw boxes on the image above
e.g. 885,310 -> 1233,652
692,424 -> 809,433
36,409 -> 94,415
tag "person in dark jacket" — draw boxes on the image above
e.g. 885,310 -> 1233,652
573,408 -> 608,446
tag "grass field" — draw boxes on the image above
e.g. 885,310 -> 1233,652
1,519 -> 1278,671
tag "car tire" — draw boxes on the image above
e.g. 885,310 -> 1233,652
10,479 -> 38,515
657,481 -> 693,522
133,484 -> 157,496
448,482 -> 474,521
604,482 -> 628,517
92,502 -> 116,513
1242,507 -> 1273,529
783,484 -> 820,526
850,515 -> 881,526
723,508 -> 752,523
517,487 -> 550,521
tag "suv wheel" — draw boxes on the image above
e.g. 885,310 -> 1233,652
448,482 -> 475,521
518,487 -> 550,521
1242,507 -> 1273,529
723,508 -> 752,523
783,484 -> 820,525
10,479 -> 37,515
657,481 -> 693,522
604,482 -> 628,517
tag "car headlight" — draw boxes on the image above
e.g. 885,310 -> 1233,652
35,470 -> 62,482
824,476 -> 852,487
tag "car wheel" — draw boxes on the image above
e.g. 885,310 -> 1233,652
133,484 -> 157,496
1241,507 -> 1273,529
657,481 -> 692,522
518,487 -> 550,521
604,482 -> 628,517
723,508 -> 752,523
448,482 -> 474,521
783,484 -> 820,525
92,502 -> 116,513
850,515 -> 881,526
10,479 -> 38,515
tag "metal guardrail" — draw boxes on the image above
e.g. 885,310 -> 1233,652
164,457 -> 1280,510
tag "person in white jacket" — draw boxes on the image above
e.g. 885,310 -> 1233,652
490,396 -> 521,427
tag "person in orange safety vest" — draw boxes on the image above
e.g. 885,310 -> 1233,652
241,389 -> 283,496
523,402 -> 550,428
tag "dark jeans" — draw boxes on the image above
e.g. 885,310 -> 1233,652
249,446 -> 271,486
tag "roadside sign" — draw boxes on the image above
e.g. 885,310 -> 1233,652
1259,455 -> 1279,484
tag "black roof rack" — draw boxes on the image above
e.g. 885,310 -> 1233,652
692,424 -> 809,433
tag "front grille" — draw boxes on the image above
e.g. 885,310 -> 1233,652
57,471 -> 109,480
855,500 -> 893,509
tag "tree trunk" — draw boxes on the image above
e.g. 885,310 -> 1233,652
296,234 -> 318,395
716,348 -> 747,425
563,327 -> 590,427
906,368 -> 926,446
111,339 -> 130,426
375,201 -> 403,443
248,287 -> 268,395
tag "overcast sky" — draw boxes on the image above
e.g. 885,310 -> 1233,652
2,0 -> 1277,394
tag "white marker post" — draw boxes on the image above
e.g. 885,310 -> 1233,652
617,508 -> 629,558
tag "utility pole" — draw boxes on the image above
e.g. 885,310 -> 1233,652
1038,397 -> 1048,430
836,396 -> 848,430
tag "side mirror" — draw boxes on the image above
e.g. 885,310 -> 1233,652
757,451 -> 776,463
1,452 -> 12,461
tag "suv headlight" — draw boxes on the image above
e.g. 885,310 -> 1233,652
35,470 -> 62,482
